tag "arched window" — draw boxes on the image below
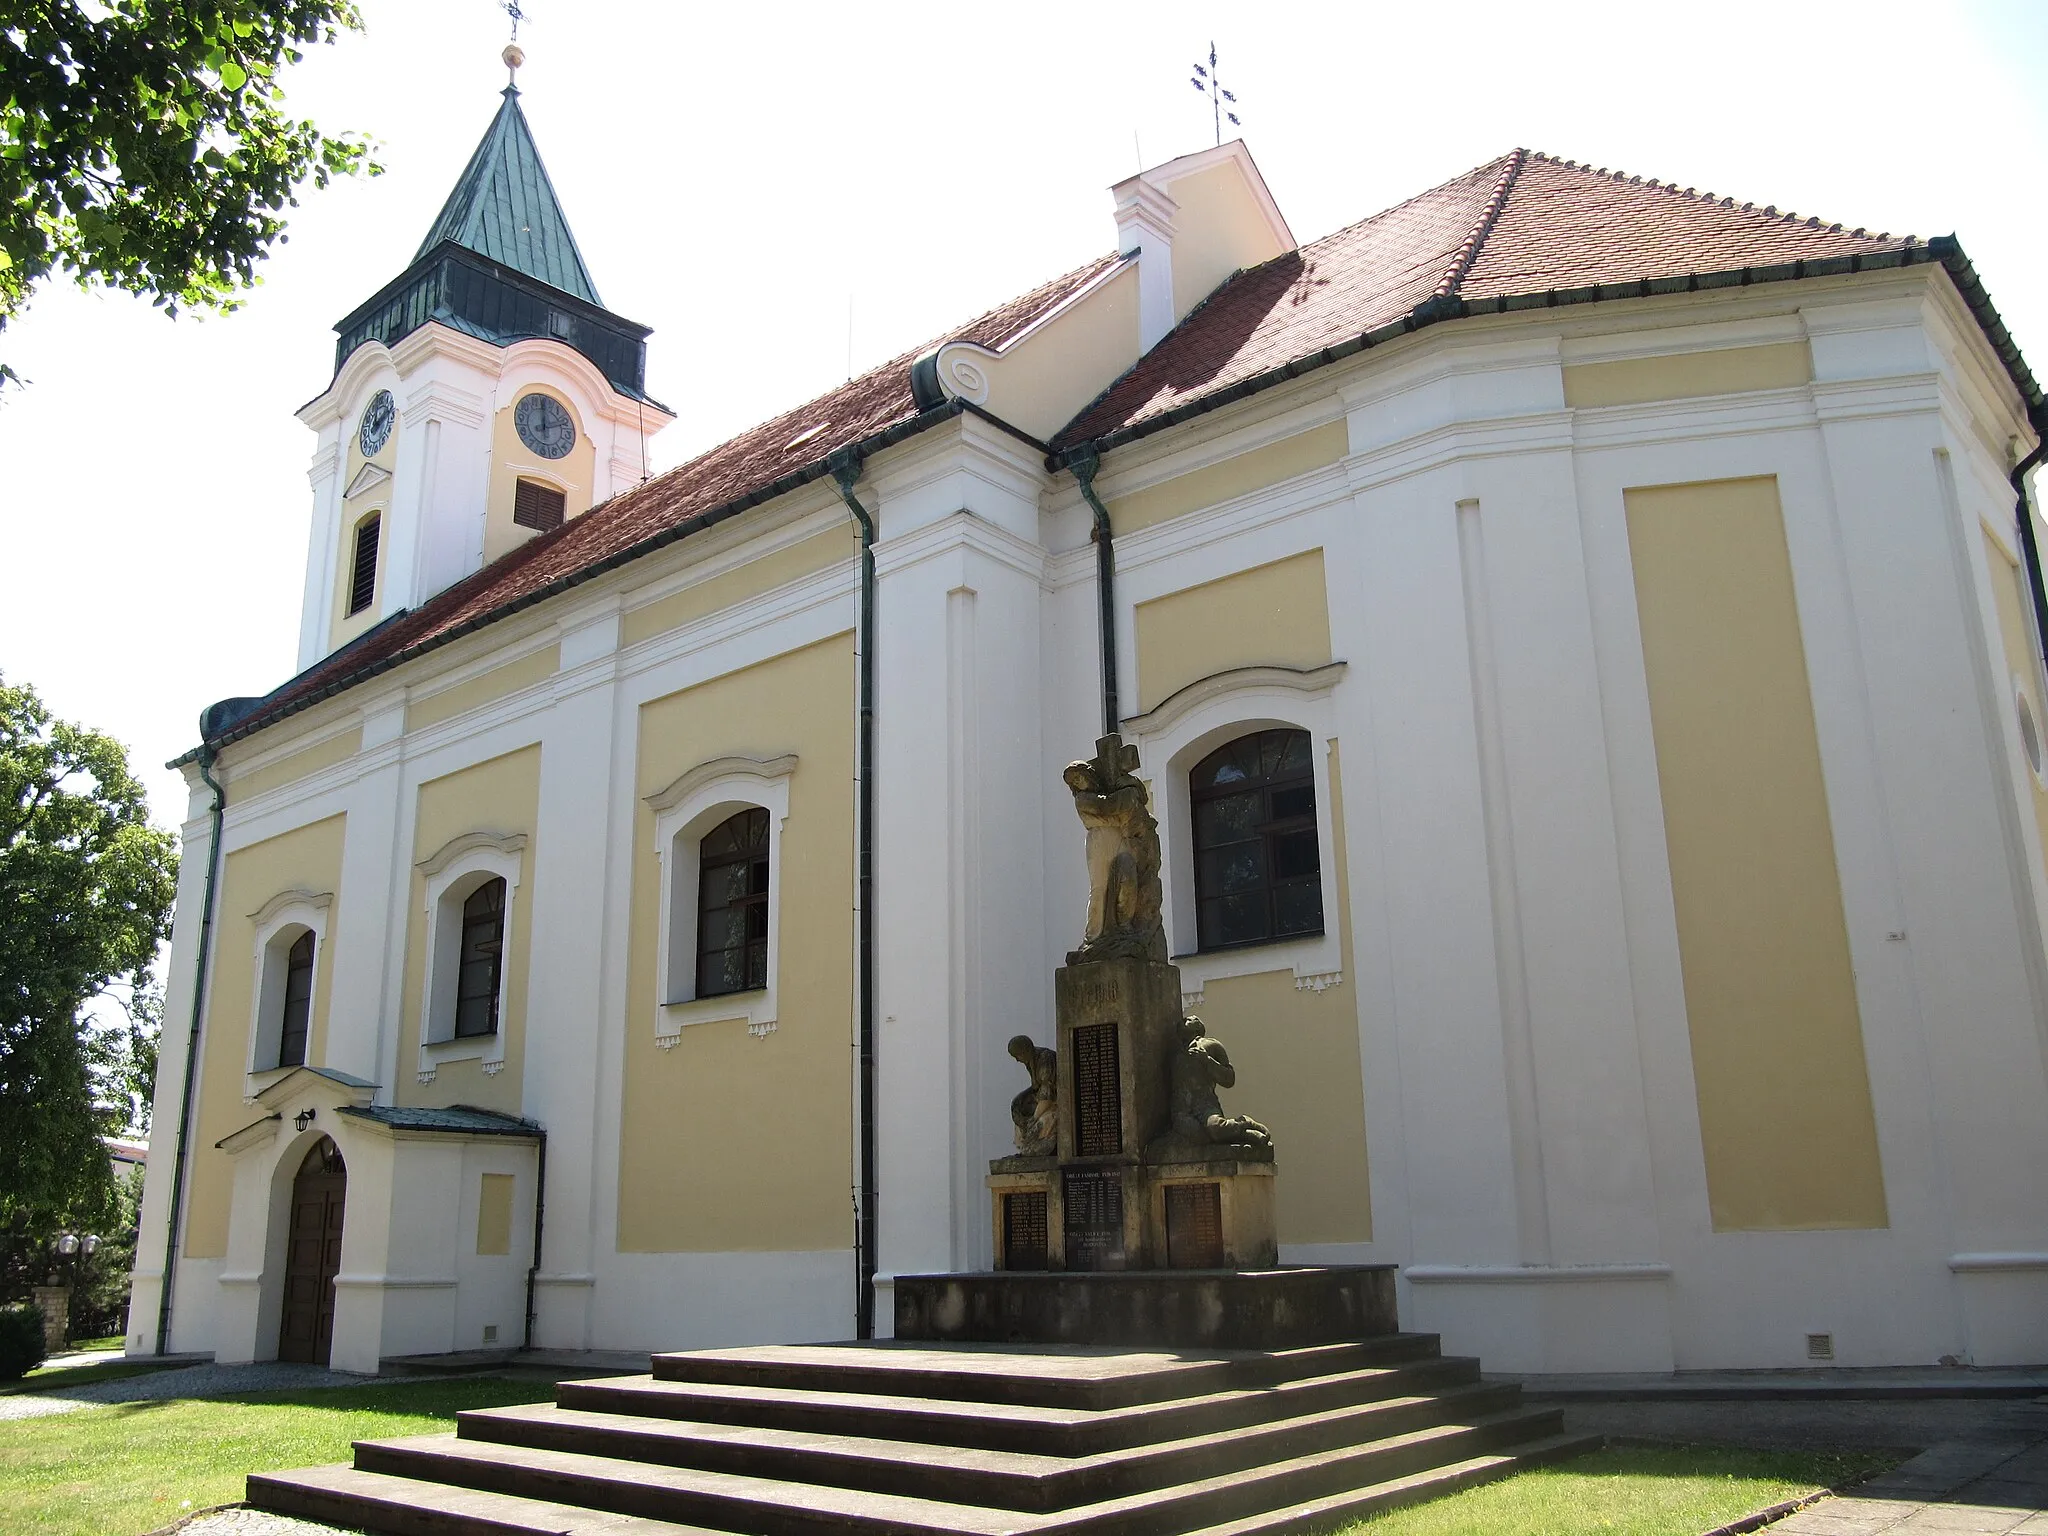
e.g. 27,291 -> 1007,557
697,808 -> 770,998
347,513 -> 380,616
277,930 -> 315,1068
453,878 -> 507,1038
1189,728 -> 1323,951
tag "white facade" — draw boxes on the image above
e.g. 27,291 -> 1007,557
133,154 -> 2048,1378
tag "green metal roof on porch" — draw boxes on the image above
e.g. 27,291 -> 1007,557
414,86 -> 602,306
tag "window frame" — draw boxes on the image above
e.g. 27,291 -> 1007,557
1189,728 -> 1326,952
416,832 -> 526,1082
246,889 -> 333,1082
1121,664 -> 1347,1007
648,755 -> 796,1044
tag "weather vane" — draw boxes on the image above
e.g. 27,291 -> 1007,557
499,0 -> 527,85
1190,43 -> 1240,146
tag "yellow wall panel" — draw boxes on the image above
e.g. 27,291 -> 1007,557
618,634 -> 855,1252
476,1173 -> 515,1256
230,728 -> 363,802
184,814 -> 349,1259
1134,549 -> 1331,713
406,646 -> 559,734
395,745 -> 543,1115
486,387 -> 598,564
1190,742 -> 1370,1242
1108,422 -> 1347,536
1626,476 -> 1886,1231
1565,341 -> 1812,409
622,528 -> 854,649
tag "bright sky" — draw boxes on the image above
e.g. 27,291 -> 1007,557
4,0 -> 2045,833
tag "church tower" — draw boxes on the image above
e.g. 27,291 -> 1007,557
294,56 -> 670,668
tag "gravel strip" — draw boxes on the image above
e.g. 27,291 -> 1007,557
0,1359 -> 381,1421
151,1507 -> 348,1536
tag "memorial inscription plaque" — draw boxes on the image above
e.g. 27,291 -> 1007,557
1002,1190 -> 1049,1271
1063,1167 -> 1124,1270
1072,1021 -> 1123,1157
1165,1181 -> 1225,1268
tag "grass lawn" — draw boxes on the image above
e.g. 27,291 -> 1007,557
0,1375 -> 560,1536
1349,1442 -> 1898,1535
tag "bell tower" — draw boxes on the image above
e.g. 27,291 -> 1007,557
293,46 -> 671,668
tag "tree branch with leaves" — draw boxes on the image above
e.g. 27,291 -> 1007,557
0,1 -> 379,382
0,676 -> 177,1230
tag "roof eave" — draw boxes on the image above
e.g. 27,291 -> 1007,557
170,397 -> 981,768
1051,240 -> 2046,467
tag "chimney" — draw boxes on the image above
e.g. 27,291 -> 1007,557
1113,173 -> 1179,353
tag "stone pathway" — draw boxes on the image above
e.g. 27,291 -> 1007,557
1768,1440 -> 2048,1534
0,1358 -> 376,1422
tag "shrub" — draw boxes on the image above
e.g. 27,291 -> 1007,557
0,1302 -> 47,1379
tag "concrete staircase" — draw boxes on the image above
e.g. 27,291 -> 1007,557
248,1332 -> 1597,1535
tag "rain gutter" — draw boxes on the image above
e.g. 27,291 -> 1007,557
155,746 -> 224,1356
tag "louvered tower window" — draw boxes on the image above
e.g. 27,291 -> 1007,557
697,808 -> 770,998
347,514 -> 380,616
277,930 -> 315,1068
454,878 -> 507,1038
512,479 -> 566,533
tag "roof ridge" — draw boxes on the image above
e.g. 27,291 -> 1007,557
1433,147 -> 1527,301
1523,150 -> 1918,245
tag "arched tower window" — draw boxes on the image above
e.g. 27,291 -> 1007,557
277,930 -> 315,1068
1189,728 -> 1324,951
454,878 -> 507,1038
697,808 -> 770,998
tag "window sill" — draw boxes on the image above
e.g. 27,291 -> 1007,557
417,1031 -> 506,1083
657,988 -> 776,1045
1171,932 -> 1342,1008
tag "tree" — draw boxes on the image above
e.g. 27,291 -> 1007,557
0,676 -> 177,1231
0,1 -> 378,380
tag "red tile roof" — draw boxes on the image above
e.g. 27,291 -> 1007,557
1057,150 -> 1923,445
196,150 -> 2035,756
199,253 -> 1122,752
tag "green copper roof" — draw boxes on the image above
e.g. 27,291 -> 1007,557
414,87 -> 602,307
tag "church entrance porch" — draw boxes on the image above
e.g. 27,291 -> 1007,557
278,1137 -> 346,1364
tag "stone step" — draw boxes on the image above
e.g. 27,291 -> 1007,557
454,1380 -> 1527,1511
645,1335 -> 1442,1410
561,1354 -> 1483,1455
1176,1432 -> 1606,1536
246,1462 -> 724,1536
345,1407 -> 1568,1536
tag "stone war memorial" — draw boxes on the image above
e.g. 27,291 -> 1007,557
247,739 -> 1596,1535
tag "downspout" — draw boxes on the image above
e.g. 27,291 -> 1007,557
828,447 -> 879,1340
522,1126 -> 547,1351
1067,446 -> 1120,735
2012,437 -> 2048,683
155,745 -> 224,1356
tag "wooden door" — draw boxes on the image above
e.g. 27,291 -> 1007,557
278,1137 -> 346,1364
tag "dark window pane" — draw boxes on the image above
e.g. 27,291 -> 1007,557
1189,729 -> 1320,953
348,516 -> 380,616
453,878 -> 506,1037
1195,793 -> 1260,842
1271,828 -> 1320,881
1274,881 -> 1324,937
277,930 -> 316,1067
1269,784 -> 1316,822
698,809 -> 771,998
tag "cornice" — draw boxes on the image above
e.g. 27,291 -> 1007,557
645,754 -> 798,814
417,829 -> 528,877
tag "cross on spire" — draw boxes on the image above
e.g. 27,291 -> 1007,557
498,1 -> 527,87
1190,42 -> 1240,146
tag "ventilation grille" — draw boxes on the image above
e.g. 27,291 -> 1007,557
513,479 -> 566,533
1805,1332 -> 1834,1361
482,1324 -> 498,1343
348,514 -> 381,616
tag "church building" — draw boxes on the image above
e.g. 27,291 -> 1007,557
131,73 -> 2048,1377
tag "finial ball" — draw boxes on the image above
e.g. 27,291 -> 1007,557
502,41 -> 525,73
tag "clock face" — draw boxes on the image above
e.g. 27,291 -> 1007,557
515,393 -> 576,459
358,390 -> 395,458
